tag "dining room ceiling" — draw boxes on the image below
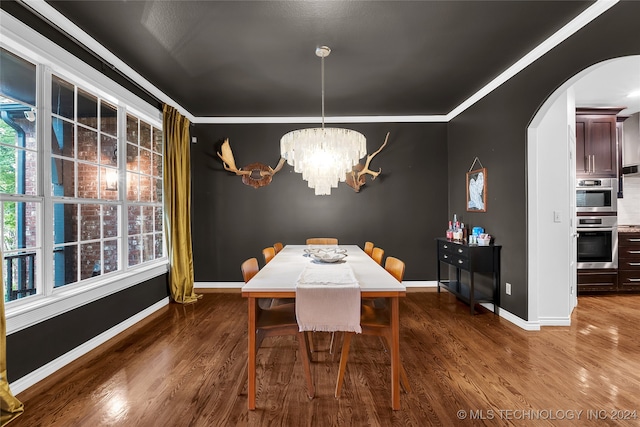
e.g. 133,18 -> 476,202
42,0 -> 599,118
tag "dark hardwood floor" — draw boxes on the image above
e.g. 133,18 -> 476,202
10,291 -> 640,426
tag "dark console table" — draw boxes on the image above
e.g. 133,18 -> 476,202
436,238 -> 501,315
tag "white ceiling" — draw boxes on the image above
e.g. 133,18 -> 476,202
573,55 -> 640,116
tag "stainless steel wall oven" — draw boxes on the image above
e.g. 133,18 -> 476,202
577,215 -> 618,269
576,178 -> 617,213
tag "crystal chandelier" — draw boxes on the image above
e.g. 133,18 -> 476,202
280,46 -> 366,195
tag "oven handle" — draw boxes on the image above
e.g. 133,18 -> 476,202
577,228 -> 617,232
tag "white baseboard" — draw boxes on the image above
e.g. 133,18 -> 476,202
9,297 -> 170,395
538,316 -> 571,326
488,305 -> 541,331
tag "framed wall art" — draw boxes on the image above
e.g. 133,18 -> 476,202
466,167 -> 487,212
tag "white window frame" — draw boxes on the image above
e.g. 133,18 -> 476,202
1,11 -> 168,335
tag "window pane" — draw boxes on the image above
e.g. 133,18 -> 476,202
152,177 -> 162,203
152,153 -> 162,177
126,114 -> 137,143
100,101 -> 117,137
140,175 -> 151,202
100,134 -> 117,166
154,233 -> 163,260
140,148 -> 151,175
77,89 -> 97,128
104,239 -> 118,273
140,121 -> 151,150
80,242 -> 101,280
77,126 -> 98,163
126,143 -> 138,171
103,205 -> 119,238
128,205 -> 141,235
2,201 -> 38,250
0,100 -> 37,148
53,203 -> 78,244
52,158 -> 76,197
127,172 -> 139,201
142,206 -> 154,233
143,234 -> 154,262
24,150 -> 37,196
1,48 -> 36,106
101,167 -> 119,200
128,236 -> 140,267
0,145 -> 17,194
152,127 -> 162,153
3,251 -> 38,302
154,206 -> 163,233
53,244 -> 77,287
51,75 -> 74,120
80,204 -> 100,241
51,117 -> 75,158
77,163 -> 98,199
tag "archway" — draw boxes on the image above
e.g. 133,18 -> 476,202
527,55 -> 640,326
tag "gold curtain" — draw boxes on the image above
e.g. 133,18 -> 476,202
1,251 -> 24,426
163,105 -> 198,304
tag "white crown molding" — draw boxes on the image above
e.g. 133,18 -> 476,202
193,115 -> 449,124
17,0 -> 618,125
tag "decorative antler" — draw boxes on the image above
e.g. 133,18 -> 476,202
346,132 -> 389,192
260,157 -> 286,177
217,138 -> 286,188
217,139 -> 251,176
357,131 -> 389,181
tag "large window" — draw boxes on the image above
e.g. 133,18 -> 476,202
1,45 -> 165,304
126,114 -> 164,267
51,75 -> 121,287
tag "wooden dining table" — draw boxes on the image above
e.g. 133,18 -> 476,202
241,244 -> 407,410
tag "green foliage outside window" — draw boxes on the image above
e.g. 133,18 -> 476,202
0,120 -> 17,251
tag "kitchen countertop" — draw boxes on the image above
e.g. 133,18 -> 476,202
618,225 -> 640,233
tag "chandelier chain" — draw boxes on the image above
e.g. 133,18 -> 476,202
321,54 -> 325,129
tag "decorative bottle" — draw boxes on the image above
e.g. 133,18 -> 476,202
446,221 -> 453,239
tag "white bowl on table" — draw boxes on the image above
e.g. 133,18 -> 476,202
305,247 -> 348,263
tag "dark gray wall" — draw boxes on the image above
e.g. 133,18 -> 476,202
191,122 -> 448,282
448,1 -> 640,320
6,274 -> 169,382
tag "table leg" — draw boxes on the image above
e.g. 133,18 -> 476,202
390,296 -> 400,410
248,297 -> 257,410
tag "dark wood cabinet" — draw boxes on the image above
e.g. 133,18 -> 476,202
577,269 -> 618,293
576,108 -> 624,178
436,238 -> 501,315
618,231 -> 640,292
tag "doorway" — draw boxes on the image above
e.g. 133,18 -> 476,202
527,55 -> 640,327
